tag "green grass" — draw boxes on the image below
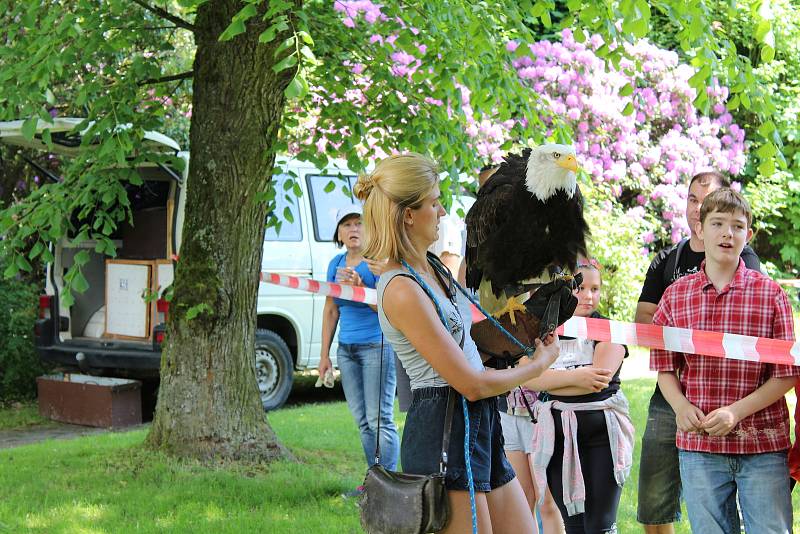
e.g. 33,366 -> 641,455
0,403 -> 49,430
0,379 -> 797,533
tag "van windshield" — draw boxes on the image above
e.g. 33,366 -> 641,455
307,174 -> 358,242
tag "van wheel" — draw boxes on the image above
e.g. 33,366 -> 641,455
254,329 -> 294,411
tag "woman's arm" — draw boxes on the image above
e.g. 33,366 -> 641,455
318,297 -> 340,377
383,276 -> 560,401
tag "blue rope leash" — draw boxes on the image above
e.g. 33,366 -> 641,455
400,259 -> 478,534
427,259 -> 535,355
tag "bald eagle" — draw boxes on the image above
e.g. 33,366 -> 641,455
465,144 -> 589,350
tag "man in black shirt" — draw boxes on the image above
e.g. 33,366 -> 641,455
634,171 -> 760,534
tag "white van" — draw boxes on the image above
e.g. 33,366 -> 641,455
1,118 -> 360,411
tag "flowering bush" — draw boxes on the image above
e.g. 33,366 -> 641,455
494,30 -> 746,251
296,6 -> 750,318
317,6 -> 746,249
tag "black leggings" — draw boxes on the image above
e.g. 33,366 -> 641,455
546,409 -> 622,534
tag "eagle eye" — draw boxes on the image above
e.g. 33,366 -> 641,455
552,152 -> 560,159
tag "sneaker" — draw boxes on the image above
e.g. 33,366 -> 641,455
342,485 -> 365,498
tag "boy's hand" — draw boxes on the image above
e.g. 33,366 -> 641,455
574,367 -> 613,392
701,407 -> 740,436
675,402 -> 706,433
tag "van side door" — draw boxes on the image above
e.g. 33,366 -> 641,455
258,171 -> 314,366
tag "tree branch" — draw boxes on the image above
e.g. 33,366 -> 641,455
139,71 -> 195,86
130,0 -> 195,32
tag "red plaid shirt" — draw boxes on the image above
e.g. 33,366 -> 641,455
650,260 -> 798,454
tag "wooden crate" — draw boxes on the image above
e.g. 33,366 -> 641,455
105,259 -> 152,340
37,374 -> 142,428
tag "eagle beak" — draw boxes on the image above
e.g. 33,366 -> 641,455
557,154 -> 579,173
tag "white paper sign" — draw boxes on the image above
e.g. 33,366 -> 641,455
106,262 -> 151,338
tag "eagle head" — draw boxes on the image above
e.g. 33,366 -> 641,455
525,144 -> 579,201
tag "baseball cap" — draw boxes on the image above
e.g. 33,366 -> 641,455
335,204 -> 363,228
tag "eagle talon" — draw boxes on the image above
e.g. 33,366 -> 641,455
492,295 -> 527,326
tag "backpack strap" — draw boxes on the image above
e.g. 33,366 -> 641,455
662,237 -> 689,288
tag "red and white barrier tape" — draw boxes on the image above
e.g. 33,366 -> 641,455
260,272 -> 377,305
557,317 -> 800,367
261,272 -> 800,366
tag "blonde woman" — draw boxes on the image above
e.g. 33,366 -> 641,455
355,153 -> 560,534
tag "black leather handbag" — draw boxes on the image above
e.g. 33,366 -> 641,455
359,265 -> 462,534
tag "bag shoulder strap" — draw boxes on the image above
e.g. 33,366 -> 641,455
662,237 -> 689,287
439,389 -> 457,474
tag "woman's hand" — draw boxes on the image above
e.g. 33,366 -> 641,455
318,354 -> 333,379
365,258 -> 390,277
517,337 -> 560,375
336,267 -> 363,286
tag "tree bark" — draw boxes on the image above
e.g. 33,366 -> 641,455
147,0 -> 297,461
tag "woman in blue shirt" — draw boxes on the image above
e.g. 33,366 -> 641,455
318,205 -> 400,477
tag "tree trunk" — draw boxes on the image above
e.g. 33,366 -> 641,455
147,0 -> 297,461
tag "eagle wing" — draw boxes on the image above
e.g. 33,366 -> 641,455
464,174 -> 518,291
465,179 -> 516,248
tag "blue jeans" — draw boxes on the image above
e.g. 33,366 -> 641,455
337,342 -> 399,471
679,450 -> 793,534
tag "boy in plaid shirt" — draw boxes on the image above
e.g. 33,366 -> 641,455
650,188 -> 799,534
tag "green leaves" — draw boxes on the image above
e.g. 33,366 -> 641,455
754,1 -> 775,62
620,0 -> 651,39
21,118 -> 38,140
185,303 -> 212,321
219,3 -> 258,42
273,53 -> 297,74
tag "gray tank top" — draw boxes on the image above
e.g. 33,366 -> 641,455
377,268 -> 484,389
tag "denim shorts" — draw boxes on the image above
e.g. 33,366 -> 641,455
401,386 -> 516,492
637,387 -> 682,525
499,411 -> 535,454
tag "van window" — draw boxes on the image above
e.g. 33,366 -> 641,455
307,174 -> 358,242
265,173 -> 303,242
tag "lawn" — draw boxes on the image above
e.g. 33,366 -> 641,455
0,378 -> 797,533
0,403 -> 48,431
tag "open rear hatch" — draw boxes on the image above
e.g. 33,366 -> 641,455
1,118 -> 183,374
